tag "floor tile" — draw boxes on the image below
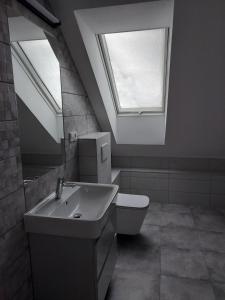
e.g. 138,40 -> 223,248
108,204 -> 225,299
193,214 -> 225,232
106,269 -> 159,300
161,227 -> 201,250
212,282 -> 225,300
116,244 -> 160,275
160,275 -> 215,300
160,212 -> 194,228
144,210 -> 194,228
162,203 -> 191,213
161,247 -> 209,280
198,231 -> 225,253
204,252 -> 225,283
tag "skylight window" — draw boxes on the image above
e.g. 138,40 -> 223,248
98,28 -> 168,114
19,39 -> 62,109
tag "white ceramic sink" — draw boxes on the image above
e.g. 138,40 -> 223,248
24,182 -> 118,239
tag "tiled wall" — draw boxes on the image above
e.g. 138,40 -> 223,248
49,30 -> 100,181
112,156 -> 225,171
0,1 -> 32,299
0,1 -> 100,299
113,157 -> 225,208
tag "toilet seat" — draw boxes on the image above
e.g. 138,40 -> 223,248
116,193 -> 150,209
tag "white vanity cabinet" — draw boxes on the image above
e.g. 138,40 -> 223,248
28,204 -> 117,300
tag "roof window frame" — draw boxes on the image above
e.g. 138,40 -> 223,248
97,27 -> 170,116
11,39 -> 62,114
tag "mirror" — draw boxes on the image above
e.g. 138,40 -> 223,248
8,16 -> 64,182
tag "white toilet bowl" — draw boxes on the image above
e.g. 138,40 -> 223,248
114,193 -> 150,235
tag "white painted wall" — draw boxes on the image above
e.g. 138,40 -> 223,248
117,115 -> 166,145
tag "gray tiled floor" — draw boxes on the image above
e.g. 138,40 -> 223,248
106,203 -> 225,300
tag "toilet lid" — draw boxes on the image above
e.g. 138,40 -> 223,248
116,193 -> 149,209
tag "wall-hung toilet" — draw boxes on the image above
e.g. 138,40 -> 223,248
114,193 -> 150,235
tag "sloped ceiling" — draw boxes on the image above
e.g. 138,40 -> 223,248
49,0 -> 225,158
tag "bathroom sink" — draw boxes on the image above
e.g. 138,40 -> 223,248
24,182 -> 118,239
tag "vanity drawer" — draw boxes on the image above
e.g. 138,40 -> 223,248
96,218 -> 115,278
98,237 -> 117,300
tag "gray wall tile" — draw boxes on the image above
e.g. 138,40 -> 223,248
131,170 -> 168,179
131,176 -> 168,191
131,156 -> 169,169
115,164 -> 225,208
87,114 -> 100,133
0,2 -> 9,44
112,156 -> 131,168
211,194 -> 225,208
209,159 -> 225,171
0,42 -> 13,83
169,191 -> 210,207
61,67 -> 86,96
79,175 -> 98,183
79,139 -> 97,157
168,158 -> 209,171
65,158 -> 79,181
79,156 -> 97,176
64,139 -> 78,162
0,121 -> 20,160
25,165 -> 64,211
64,115 -> 88,137
211,177 -> 225,194
169,179 -> 210,193
131,189 -> 168,203
62,93 -> 93,117
0,156 -> 23,199
169,171 -> 210,181
0,82 -> 18,121
0,188 -> 25,236
120,176 -> 130,189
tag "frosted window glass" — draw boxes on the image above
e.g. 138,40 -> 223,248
19,39 -> 62,109
102,28 -> 167,112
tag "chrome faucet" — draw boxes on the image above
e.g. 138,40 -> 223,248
55,177 -> 64,199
